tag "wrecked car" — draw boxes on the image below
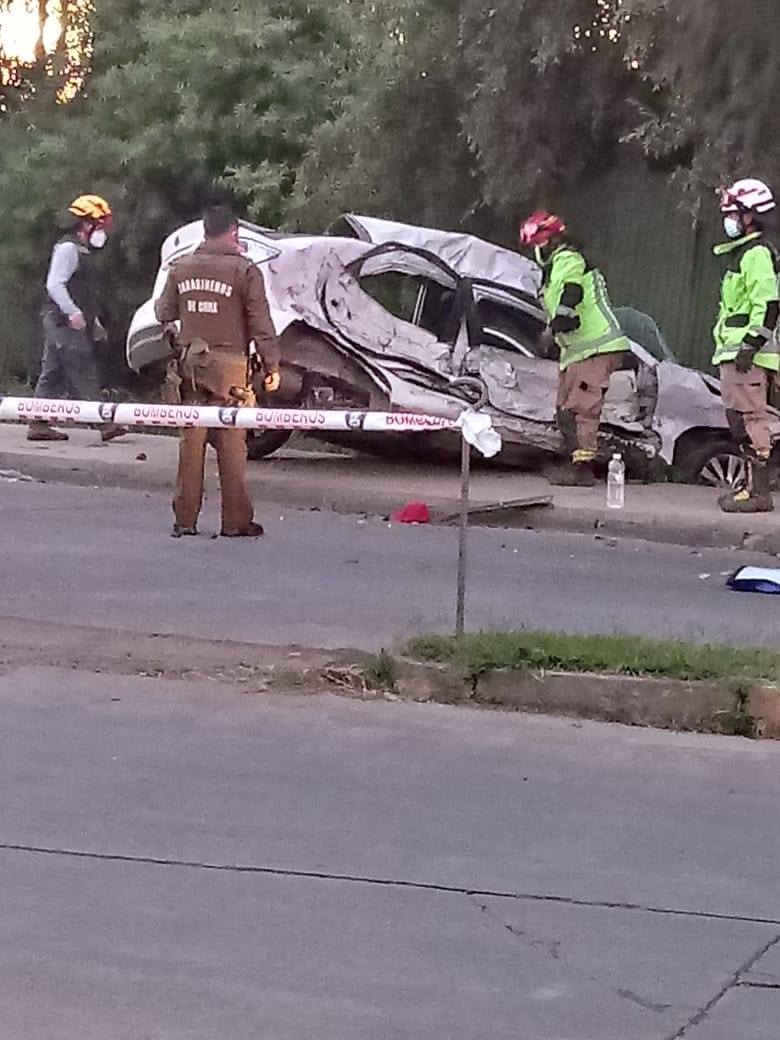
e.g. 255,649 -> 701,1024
126,216 -> 780,487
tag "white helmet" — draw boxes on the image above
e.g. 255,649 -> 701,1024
720,178 -> 776,215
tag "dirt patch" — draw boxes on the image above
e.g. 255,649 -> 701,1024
0,615 -> 368,695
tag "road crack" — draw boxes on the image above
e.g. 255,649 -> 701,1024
474,898 -> 673,1017
664,933 -> 780,1038
4,841 -> 780,934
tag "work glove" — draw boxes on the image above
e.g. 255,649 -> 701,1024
550,314 -> 580,335
93,317 -> 108,342
735,345 -> 757,374
264,370 -> 281,394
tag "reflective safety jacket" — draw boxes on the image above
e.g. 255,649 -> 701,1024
541,245 -> 630,372
712,232 -> 780,372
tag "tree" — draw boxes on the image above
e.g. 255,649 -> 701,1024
0,0 -> 362,382
289,0 -> 480,233
459,0 -> 632,232
0,0 -> 92,112
621,0 -> 780,206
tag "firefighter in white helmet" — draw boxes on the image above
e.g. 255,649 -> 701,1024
712,178 -> 779,512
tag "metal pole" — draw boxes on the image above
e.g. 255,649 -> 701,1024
449,376 -> 487,640
455,430 -> 471,639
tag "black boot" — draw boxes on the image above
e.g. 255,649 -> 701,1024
171,524 -> 198,538
27,422 -> 69,442
719,458 -> 774,513
549,461 -> 597,488
221,522 -> 265,538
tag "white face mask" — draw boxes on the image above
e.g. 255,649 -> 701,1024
89,228 -> 107,250
723,216 -> 742,240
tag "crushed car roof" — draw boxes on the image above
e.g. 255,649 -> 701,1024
342,215 -> 542,297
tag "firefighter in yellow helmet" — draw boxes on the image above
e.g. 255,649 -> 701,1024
28,194 -> 127,443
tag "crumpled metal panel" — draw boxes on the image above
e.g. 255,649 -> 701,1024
263,245 -> 454,377
652,361 -> 730,464
343,214 -> 541,297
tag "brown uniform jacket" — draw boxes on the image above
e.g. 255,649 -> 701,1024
154,239 -> 280,369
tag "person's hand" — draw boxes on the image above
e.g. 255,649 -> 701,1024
264,370 -> 281,393
69,311 -> 87,331
735,346 -> 757,374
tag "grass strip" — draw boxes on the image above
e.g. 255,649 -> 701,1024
405,631 -> 780,685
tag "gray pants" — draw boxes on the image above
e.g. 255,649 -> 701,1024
34,314 -> 101,402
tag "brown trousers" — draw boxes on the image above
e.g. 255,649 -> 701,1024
174,348 -> 254,533
719,362 -> 773,458
557,353 -> 624,456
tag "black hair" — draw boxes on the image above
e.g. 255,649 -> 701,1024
203,204 -> 238,238
754,209 -> 778,235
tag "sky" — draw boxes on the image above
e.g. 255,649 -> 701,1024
0,1 -> 64,64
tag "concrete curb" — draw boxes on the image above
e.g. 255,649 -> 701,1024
390,656 -> 780,739
3,445 -> 779,553
3,617 -> 777,738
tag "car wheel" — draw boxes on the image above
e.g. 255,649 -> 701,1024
246,429 -> 293,461
678,439 -> 746,489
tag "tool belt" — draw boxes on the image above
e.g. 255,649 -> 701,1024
161,332 -> 258,408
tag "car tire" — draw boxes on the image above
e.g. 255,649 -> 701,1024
246,429 -> 293,461
677,437 -> 746,489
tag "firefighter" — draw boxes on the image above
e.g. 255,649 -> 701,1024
28,194 -> 127,443
712,178 -> 778,513
154,204 -> 281,538
519,211 -> 630,487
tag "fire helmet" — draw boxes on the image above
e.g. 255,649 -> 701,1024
519,210 -> 567,248
719,179 -> 775,215
68,195 -> 113,222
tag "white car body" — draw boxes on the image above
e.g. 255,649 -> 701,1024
127,216 -> 779,475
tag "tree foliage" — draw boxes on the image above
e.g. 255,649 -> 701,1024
288,0 -> 478,233
621,0 -> 780,205
0,0 -> 777,384
0,0 -> 92,112
0,0 -> 361,381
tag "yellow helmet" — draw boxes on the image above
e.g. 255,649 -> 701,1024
68,194 -> 113,221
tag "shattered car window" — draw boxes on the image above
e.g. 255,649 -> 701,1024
359,271 -> 423,325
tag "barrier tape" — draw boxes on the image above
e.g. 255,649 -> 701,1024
0,396 -> 458,434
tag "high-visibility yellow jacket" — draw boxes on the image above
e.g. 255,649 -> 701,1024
541,245 -> 629,372
712,232 -> 780,372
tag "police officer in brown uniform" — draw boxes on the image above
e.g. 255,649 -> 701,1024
155,205 -> 281,538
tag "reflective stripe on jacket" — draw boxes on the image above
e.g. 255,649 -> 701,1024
542,246 -> 629,372
712,233 -> 780,372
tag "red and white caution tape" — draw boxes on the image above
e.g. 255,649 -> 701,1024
0,396 -> 502,457
0,396 -> 455,432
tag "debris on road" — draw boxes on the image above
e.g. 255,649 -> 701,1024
392,501 -> 431,525
727,567 -> 780,595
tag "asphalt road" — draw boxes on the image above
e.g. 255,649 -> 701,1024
3,480 -> 780,1037
0,479 -> 777,648
2,669 -> 780,1039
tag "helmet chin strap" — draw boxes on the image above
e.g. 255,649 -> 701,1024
534,243 -> 555,267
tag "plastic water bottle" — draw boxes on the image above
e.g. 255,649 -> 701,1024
606,453 -> 625,510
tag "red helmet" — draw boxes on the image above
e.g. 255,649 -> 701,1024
519,210 -> 567,248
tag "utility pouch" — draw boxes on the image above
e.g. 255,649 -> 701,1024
179,338 -> 210,392
161,359 -> 182,404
